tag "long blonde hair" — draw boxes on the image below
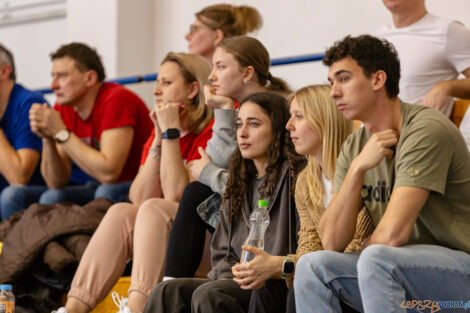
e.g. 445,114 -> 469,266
161,52 -> 213,134
294,85 -> 352,207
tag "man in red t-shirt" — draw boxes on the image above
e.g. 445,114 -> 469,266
29,42 -> 152,205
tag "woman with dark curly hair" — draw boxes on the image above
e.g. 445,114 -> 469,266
144,91 -> 304,313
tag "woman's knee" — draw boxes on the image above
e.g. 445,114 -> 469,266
138,198 -> 177,225
192,282 -> 216,307
102,202 -> 138,227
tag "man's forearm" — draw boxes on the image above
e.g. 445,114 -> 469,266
318,160 -> 365,251
446,77 -> 470,99
59,135 -> 117,183
41,138 -> 71,188
58,127 -> 133,184
0,131 -> 37,184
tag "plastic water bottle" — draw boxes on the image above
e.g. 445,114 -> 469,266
240,199 -> 270,263
0,284 -> 14,313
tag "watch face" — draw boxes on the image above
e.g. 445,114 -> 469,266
163,128 -> 180,139
284,261 -> 295,274
55,129 -> 70,143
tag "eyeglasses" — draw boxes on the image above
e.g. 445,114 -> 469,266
188,24 -> 213,35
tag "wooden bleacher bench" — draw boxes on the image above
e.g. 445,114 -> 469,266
451,99 -> 470,128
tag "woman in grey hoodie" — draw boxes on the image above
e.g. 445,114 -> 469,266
144,92 -> 304,313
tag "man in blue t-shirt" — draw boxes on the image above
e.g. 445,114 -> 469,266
0,44 -> 47,220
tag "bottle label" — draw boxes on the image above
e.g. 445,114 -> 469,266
0,300 -> 14,313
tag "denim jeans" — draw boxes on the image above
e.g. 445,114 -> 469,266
294,244 -> 470,313
39,181 -> 132,205
0,184 -> 47,220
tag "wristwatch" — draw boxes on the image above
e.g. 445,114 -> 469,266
161,128 -> 180,139
281,255 -> 295,279
54,129 -> 71,144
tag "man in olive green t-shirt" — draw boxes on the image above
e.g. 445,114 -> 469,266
294,35 -> 470,313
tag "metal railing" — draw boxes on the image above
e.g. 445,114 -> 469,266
35,52 -> 325,94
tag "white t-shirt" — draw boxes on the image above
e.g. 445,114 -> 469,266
321,172 -> 333,208
373,13 -> 470,117
460,109 -> 470,151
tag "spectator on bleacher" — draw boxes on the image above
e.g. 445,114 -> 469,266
232,85 -> 374,313
0,44 -> 46,220
186,4 -> 262,63
145,91 -> 304,313
28,42 -> 152,205
294,35 -> 470,313
52,52 -> 213,313
164,36 -> 291,280
373,0 -> 470,149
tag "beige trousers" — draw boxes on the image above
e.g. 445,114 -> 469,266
67,198 -> 178,309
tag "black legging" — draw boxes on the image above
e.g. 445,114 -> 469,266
164,182 -> 215,277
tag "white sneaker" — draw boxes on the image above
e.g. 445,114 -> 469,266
112,291 -> 132,313
51,308 -> 68,313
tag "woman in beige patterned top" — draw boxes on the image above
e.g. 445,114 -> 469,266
232,84 -> 375,313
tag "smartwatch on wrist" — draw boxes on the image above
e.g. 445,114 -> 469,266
161,128 -> 180,139
281,255 -> 295,279
54,129 -> 71,144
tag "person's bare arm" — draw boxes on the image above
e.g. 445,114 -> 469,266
153,101 -> 192,202
40,138 -> 72,189
0,130 -> 40,185
30,103 -> 71,188
319,129 -> 398,251
421,67 -> 470,111
364,186 -> 429,247
58,126 -> 134,183
318,173 -> 364,252
128,138 -> 163,206
30,102 -> 134,186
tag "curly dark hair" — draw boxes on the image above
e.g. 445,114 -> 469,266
50,42 -> 106,82
223,91 -> 304,220
323,34 -> 401,98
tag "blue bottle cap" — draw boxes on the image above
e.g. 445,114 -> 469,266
0,284 -> 12,290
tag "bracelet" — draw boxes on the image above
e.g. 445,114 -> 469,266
150,145 -> 162,160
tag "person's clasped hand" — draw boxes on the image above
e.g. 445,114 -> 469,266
155,100 -> 181,132
186,147 -> 212,181
29,103 -> 66,139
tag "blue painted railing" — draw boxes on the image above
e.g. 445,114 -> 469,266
36,52 -> 325,94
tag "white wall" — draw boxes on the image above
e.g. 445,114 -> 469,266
154,0 -> 470,90
1,0 -> 469,105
